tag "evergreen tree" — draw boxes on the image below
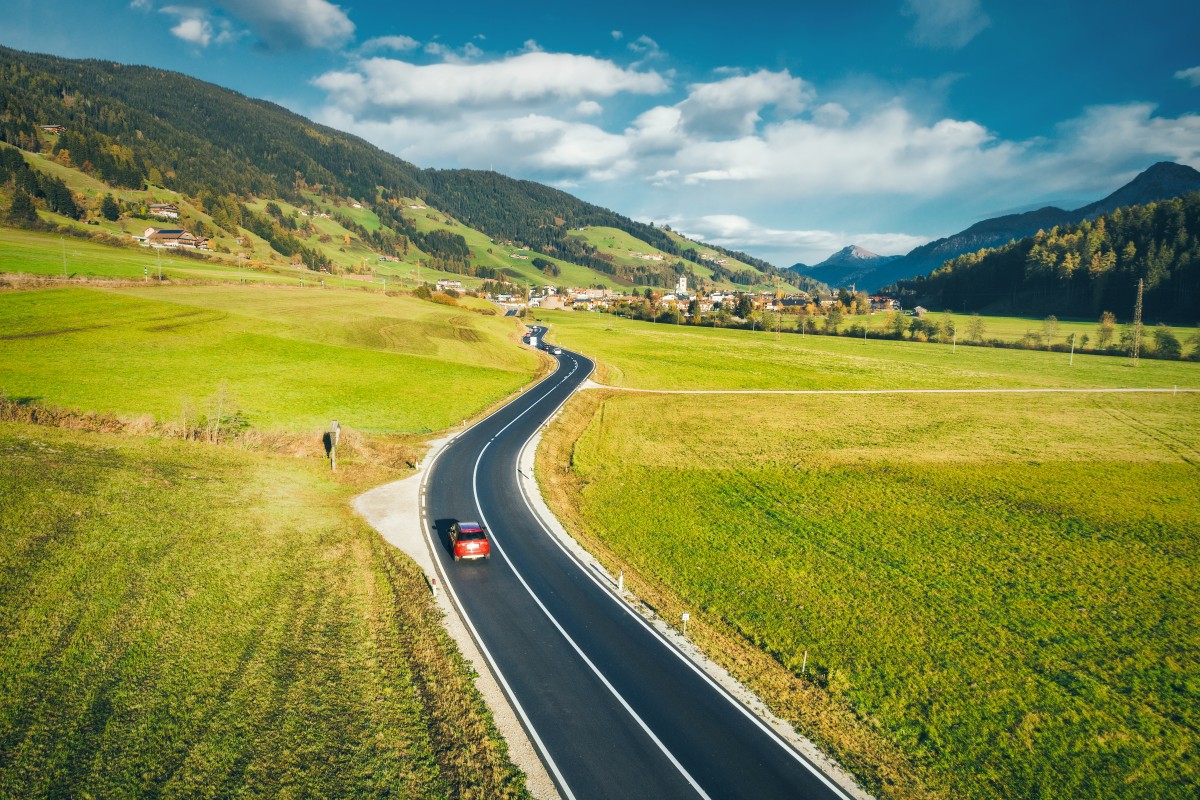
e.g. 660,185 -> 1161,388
100,193 -> 120,221
6,186 -> 38,223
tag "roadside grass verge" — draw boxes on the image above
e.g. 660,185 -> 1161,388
0,286 -> 539,432
538,389 -> 1200,800
0,421 -> 528,798
538,309 -> 1200,390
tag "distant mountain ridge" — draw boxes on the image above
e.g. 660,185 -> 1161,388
788,162 -> 1200,292
787,245 -> 900,291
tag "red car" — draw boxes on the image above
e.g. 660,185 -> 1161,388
450,521 -> 491,561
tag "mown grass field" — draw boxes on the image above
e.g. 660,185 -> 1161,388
0,421 -> 527,799
540,309 -> 1200,390
539,389 -> 1200,800
0,285 -> 540,432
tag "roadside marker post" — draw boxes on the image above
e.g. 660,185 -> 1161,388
329,419 -> 340,472
681,612 -> 689,636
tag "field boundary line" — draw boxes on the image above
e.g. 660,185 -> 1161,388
582,383 -> 1199,396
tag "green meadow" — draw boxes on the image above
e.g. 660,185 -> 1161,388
0,285 -> 538,433
540,389 -> 1200,800
0,422 -> 527,799
539,309 -> 1200,390
0,226 -> 305,284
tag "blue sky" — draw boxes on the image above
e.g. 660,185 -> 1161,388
4,0 -> 1199,266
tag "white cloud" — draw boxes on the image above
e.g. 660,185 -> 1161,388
423,40 -> 485,62
671,214 -> 930,264
217,0 -> 354,49
1176,66 -> 1200,87
310,45 -> 1200,269
1049,103 -> 1200,175
160,6 -> 241,48
902,0 -> 990,49
360,35 -> 419,53
522,39 -> 544,53
166,11 -> 212,46
314,52 -> 668,116
677,70 -> 813,138
611,30 -> 623,40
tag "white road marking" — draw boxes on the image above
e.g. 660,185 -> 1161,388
471,381 -> 713,798
512,356 -> 856,800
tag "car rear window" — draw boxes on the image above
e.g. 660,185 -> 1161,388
457,524 -> 486,540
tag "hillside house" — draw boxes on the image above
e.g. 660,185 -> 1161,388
436,279 -> 464,292
40,124 -> 67,135
913,306 -> 928,317
141,227 -> 205,248
149,203 -> 180,219
870,296 -> 899,311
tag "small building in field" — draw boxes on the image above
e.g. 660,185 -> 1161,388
149,203 -> 180,219
40,124 -> 66,135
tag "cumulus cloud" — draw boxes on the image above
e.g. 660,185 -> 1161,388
310,45 -> 1200,268
423,40 -> 484,62
1049,103 -> 1200,176
160,6 -> 241,48
360,35 -> 419,53
1176,66 -> 1200,87
902,0 -> 990,49
677,70 -> 813,138
218,0 -> 354,49
314,52 -> 668,116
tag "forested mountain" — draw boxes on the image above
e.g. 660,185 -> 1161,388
789,162 -> 1200,292
0,45 -> 788,287
892,192 -> 1200,321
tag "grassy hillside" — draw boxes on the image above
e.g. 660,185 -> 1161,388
0,226 -> 304,284
0,46 -> 799,289
539,389 -> 1200,800
0,285 -> 539,432
0,421 -> 528,798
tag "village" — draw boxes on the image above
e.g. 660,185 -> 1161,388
435,274 -> 912,320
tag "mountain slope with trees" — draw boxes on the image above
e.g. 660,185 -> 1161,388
789,162 -> 1200,292
0,45 -> 793,289
892,192 -> 1200,322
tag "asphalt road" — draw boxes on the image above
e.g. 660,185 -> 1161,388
422,326 -> 850,800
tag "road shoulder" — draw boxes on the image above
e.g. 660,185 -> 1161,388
353,439 -> 561,800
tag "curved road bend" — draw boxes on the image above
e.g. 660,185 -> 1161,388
423,326 -> 849,800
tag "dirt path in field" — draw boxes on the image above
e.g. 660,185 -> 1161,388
579,380 -> 1198,395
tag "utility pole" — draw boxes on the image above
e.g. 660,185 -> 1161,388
61,237 -> 67,278
1070,332 -> 1077,366
1131,278 -> 1144,365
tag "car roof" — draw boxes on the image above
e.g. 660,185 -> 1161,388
457,521 -> 483,530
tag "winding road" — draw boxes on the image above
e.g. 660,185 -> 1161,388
420,326 -> 850,800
